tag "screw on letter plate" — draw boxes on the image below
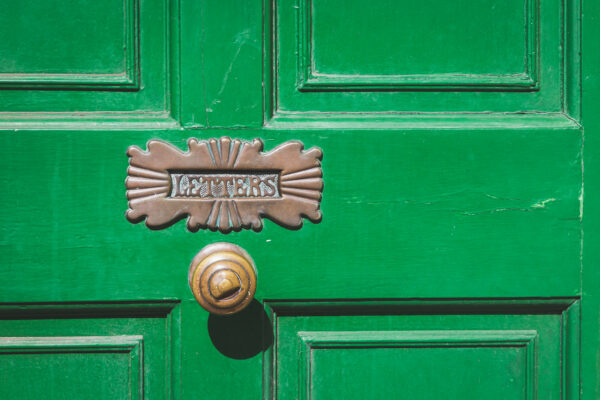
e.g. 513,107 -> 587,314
125,137 -> 323,232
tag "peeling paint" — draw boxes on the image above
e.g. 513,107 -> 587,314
530,198 -> 557,209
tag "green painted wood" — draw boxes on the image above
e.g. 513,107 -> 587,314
180,0 -> 263,128
0,128 -> 582,301
582,0 -> 600,399
0,303 -> 179,400
301,0 -> 537,90
0,0 -> 138,88
298,331 -> 537,400
0,0 -> 596,399
271,0 -> 572,116
269,300 -> 576,400
0,0 -> 177,122
0,336 -> 143,400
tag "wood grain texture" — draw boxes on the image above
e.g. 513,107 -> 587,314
297,0 -> 538,91
0,0 -> 139,89
0,336 -> 143,400
581,0 -> 600,398
0,303 -> 179,400
298,331 -> 538,400
0,128 -> 582,301
0,0 -> 178,126
268,0 -> 575,118
0,0 -> 594,398
268,300 -> 577,400
180,0 -> 263,128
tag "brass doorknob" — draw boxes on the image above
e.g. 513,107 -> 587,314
188,242 -> 257,315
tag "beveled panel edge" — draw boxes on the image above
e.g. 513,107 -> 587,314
0,335 -> 144,400
299,74 -> 538,92
265,111 -> 581,130
297,329 -> 539,345
295,0 -> 538,92
0,0 -> 140,91
0,111 -> 179,130
263,298 -> 580,400
0,300 -> 180,319
263,298 -> 579,317
264,0 -> 582,124
0,335 -> 143,351
297,330 -> 538,400
0,0 -> 180,123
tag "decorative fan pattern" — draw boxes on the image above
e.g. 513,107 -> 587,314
125,137 -> 323,232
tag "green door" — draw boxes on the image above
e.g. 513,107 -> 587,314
1,1 -> 598,399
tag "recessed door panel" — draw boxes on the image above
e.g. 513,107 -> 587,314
0,0 -> 596,399
269,300 -> 579,400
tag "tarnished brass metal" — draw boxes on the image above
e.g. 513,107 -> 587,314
125,137 -> 323,233
188,242 -> 257,315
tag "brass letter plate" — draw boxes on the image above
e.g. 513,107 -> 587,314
125,137 -> 323,232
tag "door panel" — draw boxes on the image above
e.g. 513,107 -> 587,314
0,303 -> 179,400
269,0 -> 578,120
0,0 -> 178,126
299,332 -> 534,400
269,300 -> 579,400
1,337 -> 143,400
0,0 -> 597,399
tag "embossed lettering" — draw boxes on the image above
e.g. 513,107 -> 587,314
169,173 -> 280,199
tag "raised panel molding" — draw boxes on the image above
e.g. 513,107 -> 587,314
266,0 -> 581,127
0,336 -> 143,400
298,330 -> 537,400
0,0 -> 140,90
266,299 -> 580,400
0,302 -> 180,400
297,0 -> 538,91
0,0 -> 180,128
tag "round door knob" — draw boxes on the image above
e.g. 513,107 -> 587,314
188,242 -> 257,315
